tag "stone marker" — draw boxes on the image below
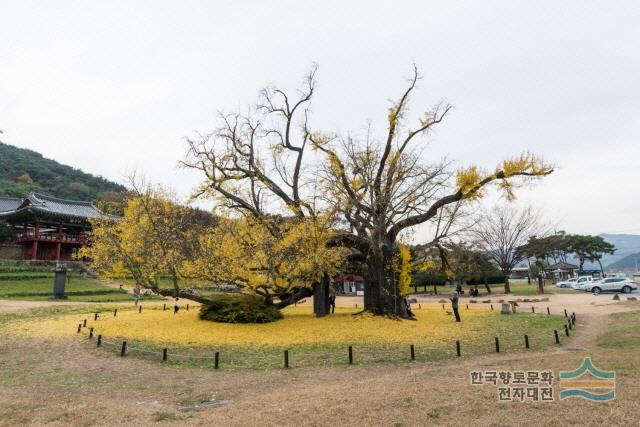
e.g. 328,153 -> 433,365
52,264 -> 67,299
501,303 -> 512,314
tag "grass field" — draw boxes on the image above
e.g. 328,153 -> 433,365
7,304 -> 568,369
0,276 -> 158,302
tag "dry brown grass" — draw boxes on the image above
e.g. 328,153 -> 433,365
1,298 -> 639,426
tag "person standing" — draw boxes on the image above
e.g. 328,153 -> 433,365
133,285 -> 141,306
450,292 -> 461,322
328,286 -> 336,314
173,297 -> 180,314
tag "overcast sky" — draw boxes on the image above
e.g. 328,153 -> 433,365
1,1 -> 639,239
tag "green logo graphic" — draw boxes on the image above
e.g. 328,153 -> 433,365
559,357 -> 615,401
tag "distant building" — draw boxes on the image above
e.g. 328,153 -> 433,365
545,262 -> 579,280
332,274 -> 365,295
0,192 -> 115,261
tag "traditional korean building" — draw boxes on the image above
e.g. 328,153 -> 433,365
0,192 -> 114,261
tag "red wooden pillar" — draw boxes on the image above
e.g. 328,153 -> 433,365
55,221 -> 63,261
31,221 -> 40,261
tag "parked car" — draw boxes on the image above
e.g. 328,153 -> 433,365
570,276 -> 593,289
555,276 -> 592,289
580,277 -> 637,294
555,278 -> 578,288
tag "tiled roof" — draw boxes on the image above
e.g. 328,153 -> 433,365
0,197 -> 22,213
0,192 -> 116,222
547,262 -> 579,270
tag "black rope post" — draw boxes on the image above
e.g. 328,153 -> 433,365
442,303 -> 445,310
495,337 -> 500,353
572,312 -> 576,322
348,346 -> 353,365
456,340 -> 461,357
138,305 -> 142,314
77,323 -> 82,333
418,304 -> 421,310
114,308 -> 117,317
163,303 -> 166,311
162,348 -> 168,361
466,304 -> 469,310
524,334 -> 530,349
410,344 -> 415,361
531,306 -> 535,314
94,312 -> 98,321
120,341 -> 127,357
89,327 -> 94,339
186,304 -> 189,311
564,308 -> 568,318
355,303 -> 358,309
567,320 -> 572,330
284,350 -> 289,369
214,351 -> 219,369
83,319 -> 87,327
547,307 -> 550,315
564,325 -> 569,336
490,304 -> 493,311
554,330 -> 560,344
97,334 -> 102,347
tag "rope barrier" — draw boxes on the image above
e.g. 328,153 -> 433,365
73,304 -> 576,368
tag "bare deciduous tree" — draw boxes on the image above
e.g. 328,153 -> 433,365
472,206 -> 546,293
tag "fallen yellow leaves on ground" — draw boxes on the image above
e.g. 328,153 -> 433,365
8,304 -> 564,349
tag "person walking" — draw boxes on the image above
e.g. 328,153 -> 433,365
450,292 -> 461,322
173,297 -> 180,314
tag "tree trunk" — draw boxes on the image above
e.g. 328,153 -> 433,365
537,274 -> 544,294
597,259 -> 604,277
313,273 -> 330,317
503,275 -> 511,294
484,273 -> 491,294
363,248 -> 410,318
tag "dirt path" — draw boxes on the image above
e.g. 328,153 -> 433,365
0,299 -> 93,314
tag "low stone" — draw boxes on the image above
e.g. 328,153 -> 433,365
627,297 -> 638,301
179,400 -> 229,412
469,299 -> 477,303
613,294 -> 620,301
501,303 -> 512,314
482,300 -> 491,303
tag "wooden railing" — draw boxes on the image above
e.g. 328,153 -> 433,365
10,233 -> 88,245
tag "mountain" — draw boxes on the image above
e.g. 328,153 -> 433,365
606,251 -> 640,272
0,141 -> 125,201
598,234 -> 640,269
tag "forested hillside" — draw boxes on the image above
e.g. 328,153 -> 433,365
0,141 -> 125,200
